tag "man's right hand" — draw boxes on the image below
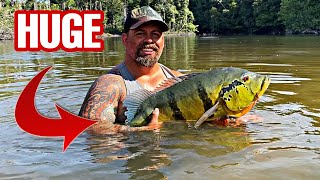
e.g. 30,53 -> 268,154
146,108 -> 162,130
88,108 -> 162,134
119,108 -> 163,132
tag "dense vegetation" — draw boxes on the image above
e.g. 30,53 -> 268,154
1,0 -> 319,40
190,0 -> 320,35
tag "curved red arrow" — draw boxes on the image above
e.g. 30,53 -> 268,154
15,66 -> 97,152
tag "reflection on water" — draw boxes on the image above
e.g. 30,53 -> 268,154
1,36 -> 320,179
86,122 -> 250,179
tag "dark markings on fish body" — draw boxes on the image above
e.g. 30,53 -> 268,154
221,80 -> 244,96
167,91 -> 185,120
197,81 -> 214,111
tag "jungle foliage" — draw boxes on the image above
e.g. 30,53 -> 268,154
0,0 -> 319,40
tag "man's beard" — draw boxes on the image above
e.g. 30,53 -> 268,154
135,43 -> 161,67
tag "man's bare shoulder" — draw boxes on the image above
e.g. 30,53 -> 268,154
88,73 -> 126,101
95,73 -> 124,85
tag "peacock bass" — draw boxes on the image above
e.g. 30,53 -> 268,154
124,67 -> 270,127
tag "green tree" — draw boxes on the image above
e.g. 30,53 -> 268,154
190,0 -> 220,34
0,5 -> 14,40
173,0 -> 196,32
253,0 -> 284,34
104,0 -> 124,34
280,0 -> 320,33
190,0 -> 255,34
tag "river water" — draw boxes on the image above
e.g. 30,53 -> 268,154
0,36 -> 320,179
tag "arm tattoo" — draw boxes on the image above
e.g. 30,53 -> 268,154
79,75 -> 124,122
101,106 -> 116,121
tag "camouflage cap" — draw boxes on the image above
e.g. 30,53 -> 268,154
124,6 -> 169,33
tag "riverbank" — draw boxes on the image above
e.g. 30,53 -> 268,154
2,30 -> 320,41
97,32 -> 196,39
0,32 -> 196,41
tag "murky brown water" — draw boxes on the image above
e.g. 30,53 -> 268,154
1,36 -> 320,179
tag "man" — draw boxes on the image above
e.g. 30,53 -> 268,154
79,6 -> 182,134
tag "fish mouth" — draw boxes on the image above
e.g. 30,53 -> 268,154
256,76 -> 270,99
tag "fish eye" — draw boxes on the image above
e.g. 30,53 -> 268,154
243,76 -> 249,82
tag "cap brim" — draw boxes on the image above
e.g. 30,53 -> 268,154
130,19 -> 169,32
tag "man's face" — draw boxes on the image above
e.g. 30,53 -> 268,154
122,22 -> 165,67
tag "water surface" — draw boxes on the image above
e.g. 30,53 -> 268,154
1,36 -> 320,179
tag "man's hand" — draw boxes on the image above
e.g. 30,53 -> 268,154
119,108 -> 163,132
89,108 -> 163,134
146,108 -> 163,130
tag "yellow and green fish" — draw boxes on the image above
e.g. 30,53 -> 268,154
124,67 -> 270,127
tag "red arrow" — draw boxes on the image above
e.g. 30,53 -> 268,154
15,66 -> 97,152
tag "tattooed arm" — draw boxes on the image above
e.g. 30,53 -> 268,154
79,74 -> 161,134
79,74 -> 125,134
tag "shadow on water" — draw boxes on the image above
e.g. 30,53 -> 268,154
86,122 -> 251,178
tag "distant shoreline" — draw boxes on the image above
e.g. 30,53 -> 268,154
0,32 -> 197,41
1,31 -> 319,41
97,32 -> 197,39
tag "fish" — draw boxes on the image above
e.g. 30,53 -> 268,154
124,67 -> 270,127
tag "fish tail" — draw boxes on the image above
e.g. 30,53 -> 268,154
129,107 -> 154,126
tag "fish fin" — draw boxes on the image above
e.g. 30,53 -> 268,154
194,101 -> 220,128
177,73 -> 200,81
123,89 -> 154,123
154,73 -> 200,92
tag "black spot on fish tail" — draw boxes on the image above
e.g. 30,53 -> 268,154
221,80 -> 244,96
167,91 -> 185,120
197,81 -> 214,111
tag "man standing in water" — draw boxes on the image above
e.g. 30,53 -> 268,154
79,6 -> 182,134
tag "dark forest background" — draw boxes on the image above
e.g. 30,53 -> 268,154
1,0 -> 320,40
